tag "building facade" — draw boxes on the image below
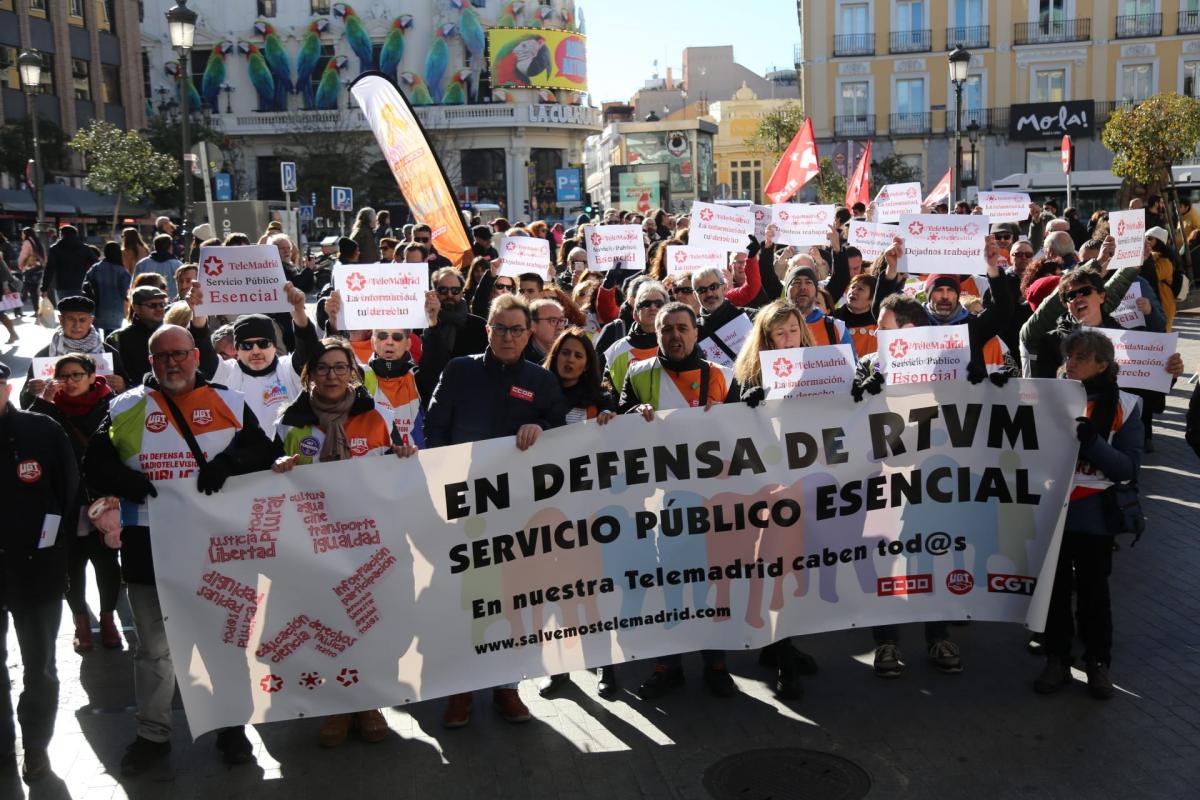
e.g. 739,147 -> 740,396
709,83 -> 799,202
630,45 -> 799,121
584,117 -> 717,214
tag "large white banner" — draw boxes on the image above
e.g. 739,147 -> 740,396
149,380 -> 1083,736
1109,210 -> 1146,271
332,263 -> 426,331
898,214 -> 991,275
689,201 -> 754,251
196,245 -> 291,316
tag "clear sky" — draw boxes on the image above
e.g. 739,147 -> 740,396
579,0 -> 801,104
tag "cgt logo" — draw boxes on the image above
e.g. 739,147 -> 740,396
946,569 -> 974,595
988,573 -> 1037,595
699,207 -> 714,222
202,255 -> 223,277
145,411 -> 168,433
771,356 -> 793,378
345,272 -> 366,292
907,220 -> 925,236
888,339 -> 909,358
878,574 -> 932,596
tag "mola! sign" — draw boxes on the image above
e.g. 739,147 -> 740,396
1008,101 -> 1094,141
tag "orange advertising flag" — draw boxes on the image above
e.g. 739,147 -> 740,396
349,73 -> 472,266
764,118 -> 820,203
845,140 -> 872,209
923,169 -> 953,206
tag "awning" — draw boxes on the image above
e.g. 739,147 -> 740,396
0,185 -> 151,216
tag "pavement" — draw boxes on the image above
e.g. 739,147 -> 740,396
2,309 -> 1200,800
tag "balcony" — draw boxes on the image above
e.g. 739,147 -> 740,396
941,107 -> 1009,135
1180,10 -> 1200,34
1115,13 -> 1162,38
794,43 -> 803,67
834,115 -> 875,137
889,112 -> 931,137
945,25 -> 990,48
1095,100 -> 1136,130
219,103 -> 602,136
832,33 -> 875,57
889,29 -> 932,54
1013,18 -> 1091,45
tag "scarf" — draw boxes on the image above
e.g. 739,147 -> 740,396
49,327 -> 104,356
367,353 -> 413,379
52,377 -> 112,419
237,356 -> 280,378
308,389 -> 356,462
925,303 -> 970,326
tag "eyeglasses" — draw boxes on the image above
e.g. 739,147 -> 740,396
436,285 -> 463,296
490,324 -> 528,339
139,301 -> 167,310
375,331 -> 408,341
237,338 -> 275,351
636,299 -> 666,311
1063,286 -> 1096,302
671,286 -> 695,296
534,316 -> 567,327
150,349 -> 192,365
695,281 -> 723,295
415,237 -> 431,244
313,363 -> 353,376
993,234 -> 1013,241
1013,251 -> 1034,259
56,371 -> 90,382
495,282 -> 516,293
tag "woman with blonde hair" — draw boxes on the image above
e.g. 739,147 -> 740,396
120,228 -> 149,275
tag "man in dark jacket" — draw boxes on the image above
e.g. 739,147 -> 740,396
0,362 -> 78,782
416,267 -> 489,400
40,225 -> 94,302
107,286 -> 217,386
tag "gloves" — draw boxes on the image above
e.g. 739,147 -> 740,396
742,385 -> 765,409
989,370 -> 1011,388
965,361 -> 988,385
851,372 -> 884,402
127,473 -> 158,504
746,235 -> 761,260
602,262 -> 625,289
1075,416 -> 1099,447
196,455 -> 233,496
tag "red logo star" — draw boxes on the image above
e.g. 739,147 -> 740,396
260,674 -> 284,693
777,210 -> 790,221
505,240 -> 518,252
771,356 -> 793,378
964,223 -> 980,237
673,250 -> 687,263
590,232 -> 602,247
855,226 -> 867,239
906,186 -> 918,198
346,272 -> 366,292
202,255 -> 223,277
1117,220 -> 1126,236
299,672 -> 324,690
907,221 -> 925,237
889,339 -> 909,358
699,207 -> 714,222
336,667 -> 360,687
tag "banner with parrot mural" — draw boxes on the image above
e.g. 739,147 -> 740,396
487,28 -> 587,91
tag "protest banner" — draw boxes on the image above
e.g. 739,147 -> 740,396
196,245 -> 291,316
699,312 -> 753,367
876,325 -> 971,385
150,379 -> 1083,735
751,205 -> 770,239
0,291 -> 20,312
897,214 -> 991,274
1111,283 -> 1147,329
585,225 -> 646,272
32,352 -> 114,380
759,344 -> 855,399
495,235 -> 552,278
1087,327 -> 1178,394
872,182 -> 922,223
689,201 -> 755,252
849,221 -> 906,270
332,263 -> 426,331
978,191 -> 1032,224
770,204 -> 836,247
665,246 -> 727,275
1109,209 -> 1147,271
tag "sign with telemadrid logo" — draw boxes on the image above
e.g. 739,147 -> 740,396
1108,209 -> 1146,271
876,325 -> 972,385
196,245 -> 291,315
760,344 -> 856,399
897,214 -> 991,275
849,221 -> 907,270
689,200 -> 755,251
585,224 -> 646,272
1085,327 -> 1179,395
978,191 -> 1032,224
332,262 -> 426,330
665,245 -> 726,274
770,204 -> 837,246
496,235 -> 552,278
872,182 -> 922,223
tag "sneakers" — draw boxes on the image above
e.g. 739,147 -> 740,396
355,709 -> 389,742
596,666 -> 619,699
638,665 -> 685,700
100,612 -> 123,649
72,614 -> 93,654
1034,657 -> 1072,694
442,693 -> 472,729
318,714 -> 353,748
536,673 -> 571,698
120,736 -> 170,776
1086,662 -> 1114,700
214,726 -> 254,764
493,688 -> 531,723
873,644 -> 903,678
703,664 -> 737,697
20,748 -> 49,783
928,640 -> 963,674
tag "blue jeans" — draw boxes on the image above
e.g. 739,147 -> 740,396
0,602 -> 63,752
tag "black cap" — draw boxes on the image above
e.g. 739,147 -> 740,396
472,225 -> 492,240
338,237 -> 358,260
56,295 -> 95,314
232,314 -> 277,344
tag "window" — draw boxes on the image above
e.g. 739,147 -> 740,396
0,0 -> 13,11
898,153 -> 922,179
957,74 -> 983,111
72,58 -> 91,100
895,77 -> 925,114
0,46 -> 18,90
312,44 -> 335,102
1038,0 -> 1065,27
1033,68 -> 1065,102
1027,149 -> 1064,173
29,0 -> 47,18
840,81 -> 870,118
1184,61 -> 1200,99
731,159 -> 762,201
955,0 -> 983,27
257,0 -> 277,16
461,149 -> 508,206
68,0 -> 84,23
1120,0 -> 1154,15
897,0 -> 924,31
311,0 -> 331,13
32,57 -> 54,95
840,3 -> 869,33
1120,62 -> 1154,102
98,0 -> 113,32
101,64 -> 121,105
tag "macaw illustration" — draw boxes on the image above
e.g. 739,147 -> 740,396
315,55 -> 348,110
400,71 -> 433,106
442,68 -> 471,105
497,1 -> 523,27
333,2 -> 374,73
296,17 -> 330,110
492,34 -> 551,87
424,22 -> 456,103
200,41 -> 233,114
535,87 -> 556,103
451,0 -> 486,69
379,15 -> 414,81
164,61 -> 202,111
528,4 -> 554,28
490,88 -> 516,103
237,41 -> 276,112
254,20 -> 292,111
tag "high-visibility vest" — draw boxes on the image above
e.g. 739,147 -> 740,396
604,336 -> 658,392
1070,391 -> 1140,500
625,358 -> 733,411
276,408 -> 394,466
362,366 -> 422,447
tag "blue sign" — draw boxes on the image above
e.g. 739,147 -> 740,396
214,173 -> 233,201
299,205 -> 314,221
555,168 -> 582,204
331,186 -> 354,212
281,161 -> 297,193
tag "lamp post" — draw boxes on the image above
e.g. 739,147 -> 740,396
221,82 -> 234,114
966,119 -> 980,189
18,49 -> 48,254
167,0 -> 197,237
948,44 -> 971,210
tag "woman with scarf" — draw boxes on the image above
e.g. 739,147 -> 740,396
273,337 -> 415,747
20,296 -> 128,408
28,353 -> 122,653
603,280 -> 669,391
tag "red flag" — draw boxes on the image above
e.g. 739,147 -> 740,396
764,118 -> 820,203
923,169 -> 952,206
845,140 -> 872,209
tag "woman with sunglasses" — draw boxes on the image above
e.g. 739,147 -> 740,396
273,338 -> 416,748
28,353 -> 123,654
664,272 -> 701,314
603,281 -> 669,391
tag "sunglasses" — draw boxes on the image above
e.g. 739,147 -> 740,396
495,282 -> 516,292
637,299 -> 666,311
671,286 -> 695,296
1063,286 -> 1096,302
436,285 -> 463,296
1013,250 -> 1034,258
237,338 -> 275,351
375,331 -> 408,341
139,301 -> 167,310
695,281 -> 723,295
994,233 -> 1013,241
415,237 -> 431,244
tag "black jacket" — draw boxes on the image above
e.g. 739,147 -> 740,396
40,234 -> 94,298
107,317 -> 218,386
416,302 -> 489,400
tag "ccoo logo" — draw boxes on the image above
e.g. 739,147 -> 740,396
878,574 -> 932,596
202,255 -> 223,277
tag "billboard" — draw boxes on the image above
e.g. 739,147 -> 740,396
487,28 -> 587,91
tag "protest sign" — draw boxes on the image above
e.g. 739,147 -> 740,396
849,221 -> 906,270
32,352 -> 114,380
689,201 -> 755,251
0,291 -> 21,312
1111,282 -> 1146,329
196,245 -> 291,316
495,235 -> 552,278
760,344 -> 855,399
897,214 -> 990,274
332,263 -> 426,331
665,246 -> 727,275
699,312 -> 753,367
876,325 -> 971,385
1087,327 -> 1178,394
150,379 -> 1083,735
770,204 -> 836,246
978,191 -> 1032,224
1109,209 -> 1146,271
872,182 -> 922,223
585,225 -> 646,272
752,205 -> 770,239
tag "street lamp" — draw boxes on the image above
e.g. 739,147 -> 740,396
167,0 -> 197,237
221,83 -> 234,114
966,119 -> 980,188
948,44 -> 971,209
18,49 -> 48,254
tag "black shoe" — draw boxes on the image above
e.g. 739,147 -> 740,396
873,644 -> 903,678
596,666 -> 619,699
1086,662 -> 1114,700
775,654 -> 804,701
703,664 -> 737,698
20,748 -> 49,784
638,666 -> 684,700
120,736 -> 171,776
536,673 -> 571,698
1034,657 -> 1072,694
215,726 -> 254,765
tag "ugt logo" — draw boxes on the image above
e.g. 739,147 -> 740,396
907,220 -> 925,237
345,272 -> 366,292
888,339 -> 909,358
771,356 -> 793,379
699,207 -> 714,222
202,255 -> 224,277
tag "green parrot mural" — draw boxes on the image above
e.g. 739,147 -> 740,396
443,69 -> 472,105
400,71 -> 434,106
379,15 -> 415,82
497,1 -> 524,27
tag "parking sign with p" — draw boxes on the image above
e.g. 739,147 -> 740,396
331,186 -> 353,212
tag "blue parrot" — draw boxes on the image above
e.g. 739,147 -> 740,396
333,3 -> 374,74
200,42 -> 232,114
296,18 -> 330,110
379,15 -> 414,81
424,22 -> 456,103
238,41 -> 276,112
452,0 -> 486,69
315,55 -> 348,110
255,19 -> 292,111
165,61 -> 202,111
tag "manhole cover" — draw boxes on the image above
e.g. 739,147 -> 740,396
702,748 -> 871,800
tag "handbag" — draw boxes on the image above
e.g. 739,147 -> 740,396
1102,481 -> 1145,545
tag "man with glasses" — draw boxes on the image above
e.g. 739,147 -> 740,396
416,267 -> 489,399
690,266 -> 754,366
424,293 -> 566,728
413,223 -> 453,268
21,296 -> 129,407
527,298 -> 567,363
83,325 -> 279,775
107,286 -> 217,387
665,272 -> 700,314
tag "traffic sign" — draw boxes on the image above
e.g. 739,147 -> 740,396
555,168 -> 581,204
1061,135 -> 1072,174
331,186 -> 353,212
281,161 -> 298,193
214,173 -> 233,201
299,205 -> 314,221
